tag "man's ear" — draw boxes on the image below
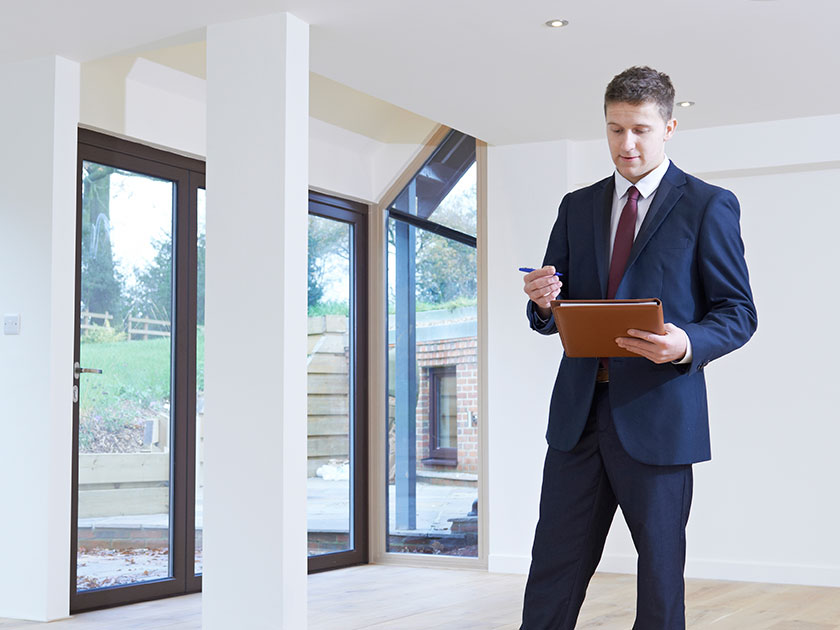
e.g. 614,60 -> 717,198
664,118 -> 678,141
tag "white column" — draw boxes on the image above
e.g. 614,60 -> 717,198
204,13 -> 309,630
0,56 -> 79,621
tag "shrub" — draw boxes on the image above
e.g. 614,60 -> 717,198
83,324 -> 127,344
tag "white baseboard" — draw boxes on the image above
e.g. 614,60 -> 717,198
596,554 -> 840,588
686,557 -> 840,588
488,554 -> 531,575
490,553 -> 840,588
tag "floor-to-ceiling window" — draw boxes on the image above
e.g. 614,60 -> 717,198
307,193 -> 369,572
71,130 -> 204,610
385,130 -> 479,557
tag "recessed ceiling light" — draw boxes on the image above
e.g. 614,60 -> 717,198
677,101 -> 695,108
545,19 -> 569,28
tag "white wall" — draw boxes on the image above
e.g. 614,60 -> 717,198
125,58 -> 206,157
309,117 -> 424,203
486,114 -> 840,587
81,58 -> 426,204
683,167 -> 840,585
79,56 -> 131,136
0,55 -> 79,621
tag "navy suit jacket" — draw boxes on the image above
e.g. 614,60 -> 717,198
527,162 -> 757,466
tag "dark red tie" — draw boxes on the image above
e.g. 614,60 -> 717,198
607,186 -> 640,299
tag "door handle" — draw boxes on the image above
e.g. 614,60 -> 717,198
74,361 -> 103,378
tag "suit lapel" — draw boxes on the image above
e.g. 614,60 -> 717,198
623,164 -> 686,274
592,177 -> 614,298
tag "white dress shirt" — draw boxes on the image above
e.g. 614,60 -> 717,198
611,157 -> 692,364
609,157 -> 671,262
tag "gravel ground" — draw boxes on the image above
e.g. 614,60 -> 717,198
76,547 -> 203,591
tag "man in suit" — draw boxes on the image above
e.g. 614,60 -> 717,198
519,66 -> 757,629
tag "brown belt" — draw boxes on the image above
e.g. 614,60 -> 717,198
596,364 -> 610,383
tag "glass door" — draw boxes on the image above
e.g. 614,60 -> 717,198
73,157 -> 181,604
71,130 -> 204,611
307,193 -> 368,572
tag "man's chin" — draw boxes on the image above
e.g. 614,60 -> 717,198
618,167 -> 641,182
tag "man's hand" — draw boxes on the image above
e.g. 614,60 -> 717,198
615,323 -> 689,364
523,266 -> 563,318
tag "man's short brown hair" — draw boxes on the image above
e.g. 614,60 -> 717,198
604,66 -> 675,121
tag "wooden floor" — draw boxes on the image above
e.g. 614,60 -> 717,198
1,566 -> 839,629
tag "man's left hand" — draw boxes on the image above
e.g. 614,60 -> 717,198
616,323 -> 688,364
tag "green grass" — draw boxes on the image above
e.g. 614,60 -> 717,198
79,327 -> 205,432
388,296 -> 478,314
416,296 -> 477,312
80,337 -> 170,428
196,326 -> 204,392
308,300 -> 349,316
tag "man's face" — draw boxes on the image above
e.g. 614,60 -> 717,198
605,100 -> 677,183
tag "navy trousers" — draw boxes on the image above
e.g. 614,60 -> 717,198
520,383 -> 693,630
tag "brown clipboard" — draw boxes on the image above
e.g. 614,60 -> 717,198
549,298 -> 665,357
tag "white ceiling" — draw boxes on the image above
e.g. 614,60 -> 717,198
3,0 -> 839,145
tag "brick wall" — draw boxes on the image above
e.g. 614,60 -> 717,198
415,336 -> 479,475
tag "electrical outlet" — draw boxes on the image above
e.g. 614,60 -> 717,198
4,314 -> 20,335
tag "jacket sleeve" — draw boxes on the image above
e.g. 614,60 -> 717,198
526,194 -> 571,335
682,189 -> 758,373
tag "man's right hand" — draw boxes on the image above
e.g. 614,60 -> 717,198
523,266 -> 563,318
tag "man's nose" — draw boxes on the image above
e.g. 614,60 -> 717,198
621,133 -> 635,152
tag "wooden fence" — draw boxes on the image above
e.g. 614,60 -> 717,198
80,311 -> 113,331
80,311 -> 170,340
307,315 -> 351,477
127,316 -> 170,340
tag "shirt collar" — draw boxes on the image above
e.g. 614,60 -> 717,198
614,157 -> 671,200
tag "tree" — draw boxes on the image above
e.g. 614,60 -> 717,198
308,215 -> 348,310
415,180 -> 477,305
80,164 -> 126,322
415,231 -> 476,305
130,233 -> 172,323
387,179 -> 478,308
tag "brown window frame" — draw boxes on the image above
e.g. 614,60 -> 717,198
307,191 -> 370,573
71,129 -> 205,612
424,365 -> 458,466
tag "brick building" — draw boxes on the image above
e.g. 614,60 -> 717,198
387,306 -> 479,479
414,336 -> 478,475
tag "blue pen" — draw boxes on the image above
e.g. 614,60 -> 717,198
519,267 -> 563,277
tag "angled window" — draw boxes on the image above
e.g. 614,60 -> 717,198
386,129 -> 479,557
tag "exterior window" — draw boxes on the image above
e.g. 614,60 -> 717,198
72,130 -> 205,611
426,366 -> 457,465
306,193 -> 369,572
386,128 -> 478,556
